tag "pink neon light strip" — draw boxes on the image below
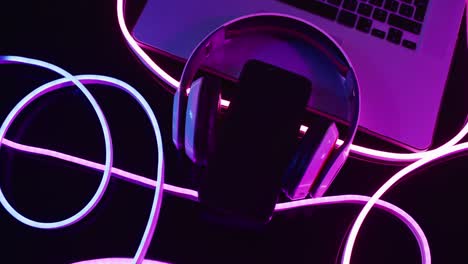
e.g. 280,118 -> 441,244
116,0 -> 468,164
0,57 -> 114,230
277,195 -> 430,263
1,138 -> 198,201
0,73 -> 165,264
342,143 -> 468,263
2,136 -> 430,263
116,0 -> 179,89
72,258 -> 170,264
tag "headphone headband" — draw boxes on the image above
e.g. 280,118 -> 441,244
173,13 -> 360,196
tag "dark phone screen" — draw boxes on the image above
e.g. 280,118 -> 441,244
199,59 -> 312,227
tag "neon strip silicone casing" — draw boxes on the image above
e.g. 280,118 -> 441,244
342,143 -> 468,264
72,257 -> 170,264
0,56 -> 114,229
116,0 -> 468,163
0,63 -> 164,264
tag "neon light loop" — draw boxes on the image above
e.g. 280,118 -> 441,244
52,75 -> 166,264
342,143 -> 468,264
0,68 -> 165,263
0,56 -> 114,229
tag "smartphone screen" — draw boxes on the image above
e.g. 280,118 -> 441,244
199,59 -> 312,228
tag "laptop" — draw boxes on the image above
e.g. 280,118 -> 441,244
132,0 -> 465,151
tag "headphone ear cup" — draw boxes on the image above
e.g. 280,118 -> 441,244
172,85 -> 186,150
184,76 -> 222,165
282,118 -> 338,200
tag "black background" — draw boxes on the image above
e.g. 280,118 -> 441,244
1,0 -> 468,263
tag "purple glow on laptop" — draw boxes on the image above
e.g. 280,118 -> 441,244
117,0 -> 468,164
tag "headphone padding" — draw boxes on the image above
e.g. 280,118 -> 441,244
184,76 -> 221,165
283,117 -> 338,200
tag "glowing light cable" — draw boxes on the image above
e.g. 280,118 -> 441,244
72,257 -> 170,264
116,0 -> 179,89
0,56 -> 114,229
342,143 -> 468,264
0,61 -> 164,264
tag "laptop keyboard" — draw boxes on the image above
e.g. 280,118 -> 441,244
278,0 -> 429,50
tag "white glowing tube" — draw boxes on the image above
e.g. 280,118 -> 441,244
342,143 -> 468,264
0,56 -> 114,230
276,195 -> 430,263
0,69 -> 165,264
116,0 -> 179,89
72,258 -> 170,264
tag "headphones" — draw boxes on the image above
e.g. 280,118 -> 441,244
172,14 -> 360,203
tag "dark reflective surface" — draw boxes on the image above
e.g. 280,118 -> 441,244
1,0 -> 468,263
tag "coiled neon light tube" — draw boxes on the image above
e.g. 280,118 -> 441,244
72,257 -> 169,264
342,143 -> 468,264
116,0 -> 468,164
0,65 -> 164,264
0,56 -> 114,229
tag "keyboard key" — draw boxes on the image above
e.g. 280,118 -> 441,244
384,0 -> 398,12
327,0 -> 342,6
371,28 -> 386,38
399,4 -> 414,17
357,3 -> 373,17
402,40 -> 417,50
388,14 -> 422,34
372,8 -> 388,22
414,0 -> 429,8
337,10 -> 358,27
343,0 -> 358,11
414,6 -> 427,22
387,27 -> 402,44
356,17 -> 372,33
369,0 -> 383,7
279,0 -> 339,20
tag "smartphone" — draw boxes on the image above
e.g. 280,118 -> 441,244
198,59 -> 312,228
